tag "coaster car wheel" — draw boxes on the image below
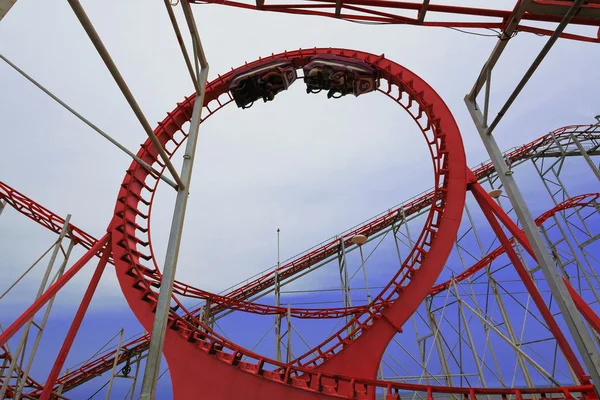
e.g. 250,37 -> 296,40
327,90 -> 343,99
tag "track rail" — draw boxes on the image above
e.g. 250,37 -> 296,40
430,192 -> 600,296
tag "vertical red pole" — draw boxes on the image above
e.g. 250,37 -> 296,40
0,234 -> 110,348
39,243 -> 111,400
471,188 -> 588,383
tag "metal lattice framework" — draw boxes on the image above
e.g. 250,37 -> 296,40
1,1 -> 600,399
1,120 -> 599,399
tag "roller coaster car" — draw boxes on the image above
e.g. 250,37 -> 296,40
229,60 -> 297,109
303,55 -> 378,99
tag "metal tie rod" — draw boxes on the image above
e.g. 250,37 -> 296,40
486,0 -> 586,135
0,54 -> 177,190
66,0 -> 185,190
162,0 -> 200,93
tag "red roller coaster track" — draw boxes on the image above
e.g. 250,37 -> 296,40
1,114 -> 599,398
2,47 -> 598,400
32,193 -> 600,396
104,47 -> 468,400
1,0 -> 599,396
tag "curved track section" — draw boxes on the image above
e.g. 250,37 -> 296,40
430,192 -> 600,296
109,48 -> 468,399
2,124 -> 597,320
1,127 -> 598,397
15,192 -> 598,398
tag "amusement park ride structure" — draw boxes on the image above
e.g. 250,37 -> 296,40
1,0 -> 600,399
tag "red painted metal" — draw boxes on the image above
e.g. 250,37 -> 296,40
1,126 -> 597,318
0,234 -> 110,348
0,345 -> 46,398
109,48 -> 467,399
565,278 -> 600,336
431,192 -> 600,296
471,182 -> 588,384
191,0 -> 600,43
37,192 -> 599,395
0,181 -> 98,252
39,244 -> 111,400
1,129 -> 598,397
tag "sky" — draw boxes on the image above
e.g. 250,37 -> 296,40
0,0 -> 599,398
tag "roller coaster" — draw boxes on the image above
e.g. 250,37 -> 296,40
1,0 -> 600,399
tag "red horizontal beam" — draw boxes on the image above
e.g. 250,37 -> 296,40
193,0 -> 600,42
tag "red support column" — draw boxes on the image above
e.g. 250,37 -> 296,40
471,188 -> 589,383
39,243 -> 112,400
564,278 -> 600,335
0,234 -> 110,348
469,182 -> 534,256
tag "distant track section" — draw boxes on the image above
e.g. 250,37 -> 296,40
2,125 -> 598,396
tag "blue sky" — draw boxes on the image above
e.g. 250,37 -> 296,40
1,0 -> 600,398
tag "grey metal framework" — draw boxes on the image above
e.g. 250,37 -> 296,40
464,0 -> 600,392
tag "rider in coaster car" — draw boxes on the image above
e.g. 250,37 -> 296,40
261,71 -> 286,101
306,67 -> 325,93
328,71 -> 349,98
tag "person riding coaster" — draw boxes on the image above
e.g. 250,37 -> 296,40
327,71 -> 350,98
302,55 -> 379,99
229,59 -> 297,109
305,67 -> 349,98
259,71 -> 286,102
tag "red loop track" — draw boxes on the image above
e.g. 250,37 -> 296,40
3,189 -> 596,396
1,132 -> 598,397
109,47 -> 468,399
1,52 -> 598,396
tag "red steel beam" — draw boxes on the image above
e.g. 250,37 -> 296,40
565,277 -> 600,335
191,0 -> 600,42
471,182 -> 588,384
4,128 -> 599,396
40,245 -> 111,400
0,234 -> 109,348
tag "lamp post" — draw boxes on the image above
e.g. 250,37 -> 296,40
351,234 -> 371,304
351,233 -> 385,387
